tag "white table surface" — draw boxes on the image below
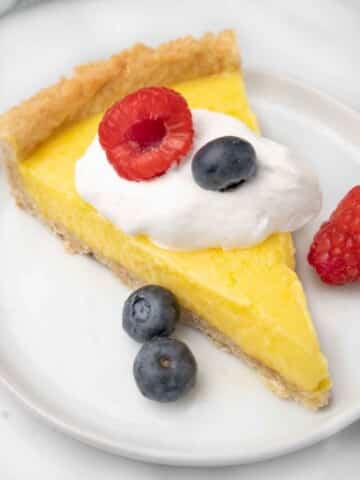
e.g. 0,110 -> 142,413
1,0 -> 360,478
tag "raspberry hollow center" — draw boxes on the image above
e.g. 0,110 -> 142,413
126,118 -> 166,150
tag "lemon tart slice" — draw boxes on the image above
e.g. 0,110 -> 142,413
0,30 -> 331,408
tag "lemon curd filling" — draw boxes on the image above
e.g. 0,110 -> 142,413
19,72 -> 331,395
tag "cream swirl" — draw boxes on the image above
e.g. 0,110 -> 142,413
75,109 -> 321,250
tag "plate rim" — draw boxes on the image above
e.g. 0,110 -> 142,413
1,70 -> 360,466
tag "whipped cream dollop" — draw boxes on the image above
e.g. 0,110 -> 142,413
76,109 -> 322,250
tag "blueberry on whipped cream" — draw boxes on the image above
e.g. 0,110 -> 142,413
192,136 -> 257,191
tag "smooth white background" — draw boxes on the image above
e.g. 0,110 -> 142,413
1,0 -> 360,478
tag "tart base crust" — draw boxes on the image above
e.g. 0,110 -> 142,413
0,30 -> 330,410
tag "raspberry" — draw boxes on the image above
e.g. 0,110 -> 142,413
99,87 -> 194,181
308,186 -> 360,285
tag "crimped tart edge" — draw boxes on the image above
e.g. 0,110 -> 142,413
0,30 -> 239,159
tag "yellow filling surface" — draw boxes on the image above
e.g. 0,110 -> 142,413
19,73 -> 330,394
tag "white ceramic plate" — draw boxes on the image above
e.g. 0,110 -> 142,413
1,0 -> 360,467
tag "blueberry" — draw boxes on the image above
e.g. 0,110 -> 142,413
192,136 -> 257,191
122,285 -> 180,342
133,337 -> 197,402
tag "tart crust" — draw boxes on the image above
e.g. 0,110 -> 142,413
0,30 -> 329,410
